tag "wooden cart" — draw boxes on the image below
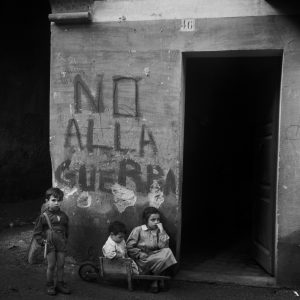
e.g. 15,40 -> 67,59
78,257 -> 170,291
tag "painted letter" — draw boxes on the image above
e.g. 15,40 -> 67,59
118,159 -> 144,192
140,124 -> 158,157
55,159 -> 77,187
64,118 -> 83,150
74,74 -> 105,113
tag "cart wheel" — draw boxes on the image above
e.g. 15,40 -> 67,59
78,262 -> 99,282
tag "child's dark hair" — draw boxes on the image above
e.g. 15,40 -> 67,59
45,187 -> 64,202
142,206 -> 160,224
109,221 -> 127,235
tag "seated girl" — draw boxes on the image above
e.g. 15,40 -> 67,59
126,207 -> 177,293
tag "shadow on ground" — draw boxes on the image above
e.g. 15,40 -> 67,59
0,224 -> 299,299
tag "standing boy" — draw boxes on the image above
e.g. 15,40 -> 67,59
33,187 -> 71,295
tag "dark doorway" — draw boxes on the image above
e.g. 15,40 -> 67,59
0,3 -> 52,220
180,53 -> 282,282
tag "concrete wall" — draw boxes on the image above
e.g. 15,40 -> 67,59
93,0 -> 282,22
50,21 -> 181,261
50,0 -> 300,285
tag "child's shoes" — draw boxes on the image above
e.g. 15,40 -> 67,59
149,286 -> 159,293
158,279 -> 169,292
149,280 -> 159,293
56,281 -> 71,294
46,282 -> 56,296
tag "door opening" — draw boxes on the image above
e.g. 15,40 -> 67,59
0,3 -> 52,207
180,53 -> 282,284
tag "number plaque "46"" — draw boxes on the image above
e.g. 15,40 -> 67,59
180,19 -> 195,32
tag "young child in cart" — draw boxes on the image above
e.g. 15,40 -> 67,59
102,220 -> 139,274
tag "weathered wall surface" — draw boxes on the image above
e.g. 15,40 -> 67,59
275,18 -> 300,285
50,0 -> 300,285
93,0 -> 283,22
50,22 -> 181,261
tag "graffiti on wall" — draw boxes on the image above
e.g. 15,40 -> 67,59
112,76 -> 142,118
54,73 -> 176,212
55,158 -> 176,195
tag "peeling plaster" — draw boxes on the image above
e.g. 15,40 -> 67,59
66,187 -> 79,197
77,191 -> 92,208
144,67 -> 150,77
148,180 -> 164,208
60,186 -> 78,200
60,185 -> 92,209
111,183 -> 137,213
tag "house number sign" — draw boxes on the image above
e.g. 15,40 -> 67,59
180,19 -> 195,32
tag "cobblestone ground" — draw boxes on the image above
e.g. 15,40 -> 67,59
0,224 -> 299,300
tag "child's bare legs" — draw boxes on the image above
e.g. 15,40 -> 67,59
46,252 -> 57,295
151,280 -> 158,287
56,252 -> 71,294
150,280 -> 159,293
46,252 -> 56,283
47,252 -> 66,282
56,252 -> 65,282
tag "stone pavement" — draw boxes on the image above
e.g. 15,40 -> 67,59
0,222 -> 299,299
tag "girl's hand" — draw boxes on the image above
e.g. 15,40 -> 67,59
139,252 -> 148,260
157,223 -> 163,231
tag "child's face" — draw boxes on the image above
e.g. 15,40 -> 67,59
110,232 -> 125,244
147,213 -> 160,230
47,195 -> 62,211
